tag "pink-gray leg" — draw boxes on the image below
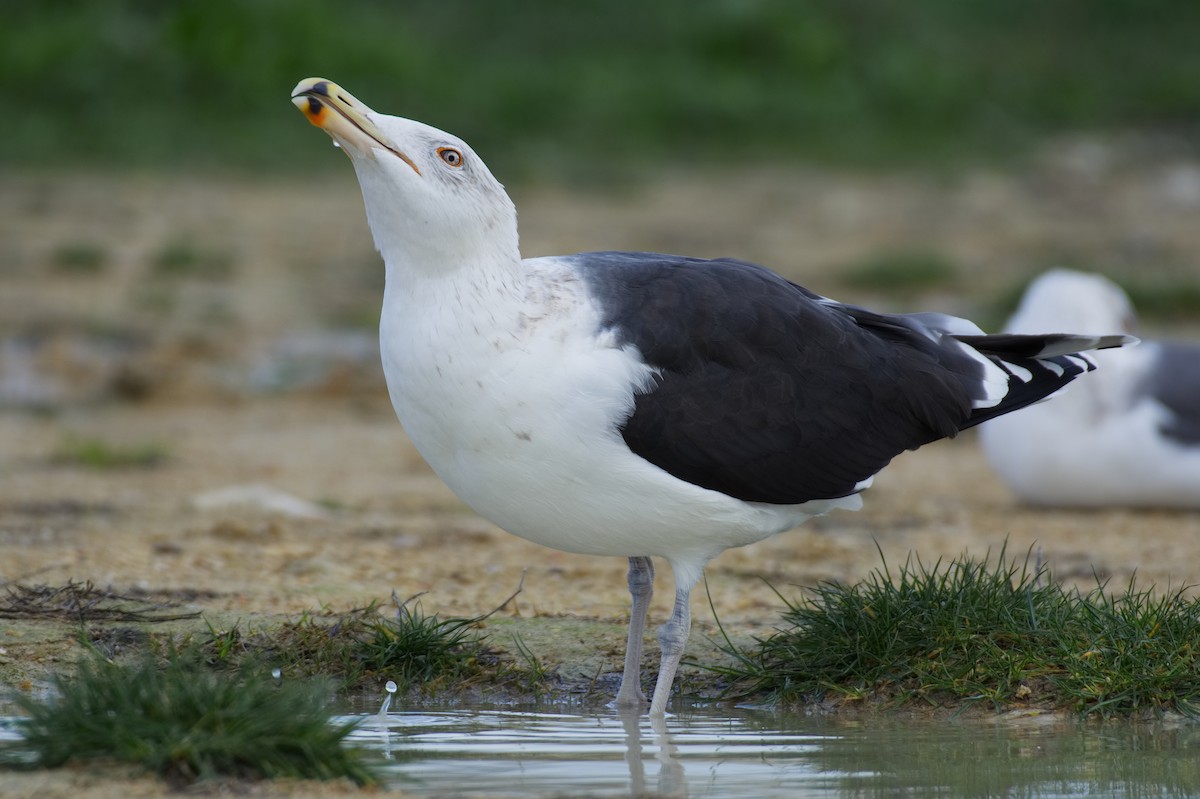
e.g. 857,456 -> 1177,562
613,556 -> 655,708
648,566 -> 701,717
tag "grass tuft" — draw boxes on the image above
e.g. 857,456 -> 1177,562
150,240 -> 235,280
716,545 -> 1200,716
1123,282 -> 1200,321
989,267 -> 1200,329
1057,578 -> 1200,715
838,250 -> 959,295
357,602 -> 485,689
50,242 -> 109,274
194,596 -> 545,696
0,650 -> 374,785
53,437 -> 169,469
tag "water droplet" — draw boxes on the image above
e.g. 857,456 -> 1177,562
378,680 -> 398,717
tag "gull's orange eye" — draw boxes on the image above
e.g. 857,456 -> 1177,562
438,147 -> 464,167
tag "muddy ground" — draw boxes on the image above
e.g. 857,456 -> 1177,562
2,135 -> 1200,794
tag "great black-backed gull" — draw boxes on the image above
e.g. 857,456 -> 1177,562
981,269 -> 1198,508
291,78 -> 1133,715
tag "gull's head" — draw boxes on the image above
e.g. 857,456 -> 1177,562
291,77 -> 518,271
1006,269 -> 1137,336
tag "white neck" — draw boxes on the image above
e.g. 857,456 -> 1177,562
353,159 -> 522,287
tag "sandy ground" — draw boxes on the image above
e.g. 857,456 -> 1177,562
4,395 -> 1199,637
2,136 -> 1200,793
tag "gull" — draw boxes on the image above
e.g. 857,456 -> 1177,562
981,269 -> 1198,507
291,78 -> 1132,715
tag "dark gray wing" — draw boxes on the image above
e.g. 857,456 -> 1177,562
573,251 -> 1106,504
1145,342 -> 1200,445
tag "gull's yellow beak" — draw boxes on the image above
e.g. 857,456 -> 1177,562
290,77 -> 421,174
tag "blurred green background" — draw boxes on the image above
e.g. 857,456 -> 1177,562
5,0 -> 1199,177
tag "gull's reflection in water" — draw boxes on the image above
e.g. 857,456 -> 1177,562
621,710 -> 645,793
621,710 -> 687,798
349,703 -> 838,797
341,698 -> 1200,798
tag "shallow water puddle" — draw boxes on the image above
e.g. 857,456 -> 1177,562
343,707 -> 820,796
343,706 -> 1200,797
4,704 -> 1199,795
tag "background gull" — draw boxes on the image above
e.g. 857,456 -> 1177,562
291,78 -> 1133,716
981,269 -> 1200,508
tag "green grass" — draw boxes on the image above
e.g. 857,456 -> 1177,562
356,602 -> 486,688
197,598 -> 544,696
4,1 -> 1200,175
990,267 -> 1200,327
50,242 -> 109,274
53,437 -> 170,469
715,546 -> 1200,716
150,240 -> 235,280
838,250 -> 959,295
0,650 -> 374,785
1107,272 -> 1200,322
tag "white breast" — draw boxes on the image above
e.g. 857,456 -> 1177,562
377,258 -> 852,563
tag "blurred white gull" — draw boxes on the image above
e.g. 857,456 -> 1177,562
291,78 -> 1133,715
981,269 -> 1200,508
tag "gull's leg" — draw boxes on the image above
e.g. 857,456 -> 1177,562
613,556 -> 655,708
648,563 -> 703,716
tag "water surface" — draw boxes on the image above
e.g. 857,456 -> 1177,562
4,701 -> 1199,796
344,704 -> 1200,797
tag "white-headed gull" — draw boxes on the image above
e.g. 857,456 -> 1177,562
291,79 -> 1133,715
981,269 -> 1199,508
